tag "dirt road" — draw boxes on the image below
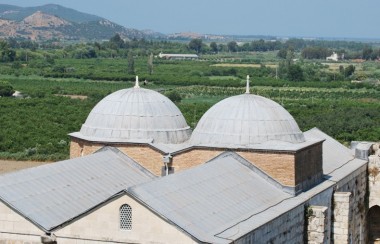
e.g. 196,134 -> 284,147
0,160 -> 50,174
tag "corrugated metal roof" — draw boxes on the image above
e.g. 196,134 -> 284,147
190,94 -> 305,147
0,147 -> 155,231
75,87 -> 191,144
129,153 -> 292,243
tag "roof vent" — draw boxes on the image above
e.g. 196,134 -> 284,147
353,142 -> 373,160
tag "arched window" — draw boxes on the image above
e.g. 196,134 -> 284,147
120,204 -> 132,230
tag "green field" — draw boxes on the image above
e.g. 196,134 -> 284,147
0,38 -> 380,161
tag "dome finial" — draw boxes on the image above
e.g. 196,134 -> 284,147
245,75 -> 250,94
134,76 -> 140,88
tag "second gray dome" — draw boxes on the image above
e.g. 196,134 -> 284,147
190,94 -> 305,147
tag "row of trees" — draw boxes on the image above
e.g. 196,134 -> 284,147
2,35 -> 380,63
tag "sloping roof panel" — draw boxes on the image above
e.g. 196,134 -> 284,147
0,147 -> 155,231
129,154 -> 292,243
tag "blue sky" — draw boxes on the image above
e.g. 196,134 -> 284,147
0,0 -> 378,39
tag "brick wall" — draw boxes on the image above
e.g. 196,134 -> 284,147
171,148 -> 224,172
237,151 -> 295,186
70,138 -> 164,176
71,138 -> 302,187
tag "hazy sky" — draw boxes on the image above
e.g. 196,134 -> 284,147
1,0 -> 378,39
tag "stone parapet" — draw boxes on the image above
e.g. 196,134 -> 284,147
307,205 -> 328,244
333,192 -> 352,244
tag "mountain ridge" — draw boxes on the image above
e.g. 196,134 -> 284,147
0,4 -> 164,41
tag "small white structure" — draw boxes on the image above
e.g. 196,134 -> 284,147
326,52 -> 339,61
158,52 -> 198,60
12,91 -> 24,98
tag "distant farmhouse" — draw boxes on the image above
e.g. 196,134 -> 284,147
326,52 -> 339,61
0,76 -> 379,243
158,52 -> 198,60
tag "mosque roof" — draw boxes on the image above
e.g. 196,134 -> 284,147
70,77 -> 191,144
0,130 -> 367,242
128,128 -> 367,243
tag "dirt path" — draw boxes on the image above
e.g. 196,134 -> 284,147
0,160 -> 50,175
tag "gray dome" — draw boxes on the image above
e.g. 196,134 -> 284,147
78,87 -> 191,144
190,94 -> 305,146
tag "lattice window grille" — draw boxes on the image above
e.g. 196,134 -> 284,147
120,204 -> 132,230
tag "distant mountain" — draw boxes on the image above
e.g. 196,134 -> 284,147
0,4 -> 165,41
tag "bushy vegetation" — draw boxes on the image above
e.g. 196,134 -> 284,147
0,81 -> 14,96
0,36 -> 379,161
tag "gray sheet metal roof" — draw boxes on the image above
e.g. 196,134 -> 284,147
0,147 -> 155,232
190,94 -> 305,147
215,129 -> 367,241
129,153 -> 292,243
75,87 -> 191,144
128,129 -> 366,243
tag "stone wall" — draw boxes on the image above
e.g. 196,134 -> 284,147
369,143 -> 380,208
307,206 -> 328,244
332,192 -> 353,243
334,164 -> 368,244
235,161 -> 367,244
295,143 -> 323,191
235,205 -> 305,244
55,194 -> 197,244
0,201 -> 43,243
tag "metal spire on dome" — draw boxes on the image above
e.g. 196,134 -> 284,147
245,75 -> 250,94
134,76 -> 140,88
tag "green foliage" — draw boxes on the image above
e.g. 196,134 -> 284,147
344,65 -> 356,78
188,39 -> 203,54
0,81 -> 14,96
277,48 -> 287,59
210,42 -> 218,53
0,95 -> 96,160
287,64 -> 304,81
0,37 -> 379,161
227,41 -> 238,52
301,47 -> 331,59
165,90 -> 182,103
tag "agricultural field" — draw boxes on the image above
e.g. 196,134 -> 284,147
0,159 -> 49,174
0,38 -> 379,161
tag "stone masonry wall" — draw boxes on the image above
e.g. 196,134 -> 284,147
0,201 -> 43,243
332,192 -> 353,243
307,206 -> 328,244
295,143 -> 323,191
235,204 -> 305,244
369,143 -> 380,208
334,164 -> 368,244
